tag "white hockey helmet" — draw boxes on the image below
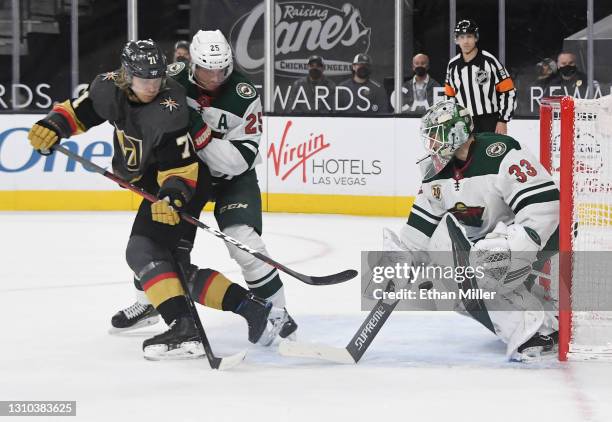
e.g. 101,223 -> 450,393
189,30 -> 233,83
419,100 -> 474,177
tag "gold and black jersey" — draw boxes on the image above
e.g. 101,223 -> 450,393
46,71 -> 199,202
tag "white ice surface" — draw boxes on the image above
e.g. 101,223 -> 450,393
1,211 -> 611,422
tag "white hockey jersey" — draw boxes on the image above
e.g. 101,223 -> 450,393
169,62 -> 262,182
401,133 -> 559,252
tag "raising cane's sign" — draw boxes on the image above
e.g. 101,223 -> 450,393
229,1 -> 372,78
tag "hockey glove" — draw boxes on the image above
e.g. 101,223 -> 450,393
28,120 -> 62,155
151,197 -> 181,226
470,222 -> 540,292
191,123 -> 213,152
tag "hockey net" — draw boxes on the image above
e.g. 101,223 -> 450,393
540,95 -> 612,361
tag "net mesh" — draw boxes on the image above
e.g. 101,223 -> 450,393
547,95 -> 612,360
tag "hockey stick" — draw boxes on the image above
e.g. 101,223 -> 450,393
52,144 -> 357,286
445,215 -> 496,333
279,282 -> 400,364
174,262 -> 246,370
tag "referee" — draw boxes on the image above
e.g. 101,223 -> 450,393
445,20 -> 516,134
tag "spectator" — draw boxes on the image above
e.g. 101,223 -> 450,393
173,40 -> 190,63
546,52 -> 599,98
286,55 -> 336,113
337,53 -> 389,113
445,19 -> 516,134
390,53 -> 441,115
534,57 -> 557,89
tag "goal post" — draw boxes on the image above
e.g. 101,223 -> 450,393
539,95 -> 612,362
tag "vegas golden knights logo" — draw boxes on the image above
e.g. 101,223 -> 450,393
115,126 -> 143,171
432,184 -> 442,200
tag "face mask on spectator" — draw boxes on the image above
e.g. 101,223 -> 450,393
414,66 -> 427,77
356,66 -> 370,79
309,68 -> 323,80
559,65 -> 577,78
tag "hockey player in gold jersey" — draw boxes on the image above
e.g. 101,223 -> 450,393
27,39 -> 285,360
110,30 -> 297,342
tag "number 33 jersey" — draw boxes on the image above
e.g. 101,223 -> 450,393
404,133 -> 559,250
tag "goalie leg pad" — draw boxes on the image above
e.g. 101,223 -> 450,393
486,286 -> 558,360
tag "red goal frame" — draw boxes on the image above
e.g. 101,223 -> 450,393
539,96 -> 574,361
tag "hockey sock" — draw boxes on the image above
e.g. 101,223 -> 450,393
156,296 -> 190,325
139,264 -> 189,325
189,268 -> 247,311
246,269 -> 283,299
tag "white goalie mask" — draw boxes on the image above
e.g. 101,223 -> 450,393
189,29 -> 234,89
419,100 -> 474,179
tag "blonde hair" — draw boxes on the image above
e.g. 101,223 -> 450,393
114,67 -> 131,91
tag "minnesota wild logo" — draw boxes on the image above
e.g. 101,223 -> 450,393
448,202 -> 485,227
486,142 -> 507,157
236,82 -> 256,99
167,61 -> 186,76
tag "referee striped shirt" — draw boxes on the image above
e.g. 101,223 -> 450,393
445,49 -> 516,122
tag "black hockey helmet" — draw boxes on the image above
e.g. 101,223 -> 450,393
121,39 -> 167,79
454,19 -> 479,40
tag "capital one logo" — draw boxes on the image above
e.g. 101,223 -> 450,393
230,1 -> 371,77
267,120 -> 330,183
0,127 -> 112,173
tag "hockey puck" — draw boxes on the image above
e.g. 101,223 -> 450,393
418,281 -> 433,291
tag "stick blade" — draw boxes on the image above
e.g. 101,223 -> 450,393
278,339 -> 356,364
216,350 -> 248,370
297,269 -> 358,286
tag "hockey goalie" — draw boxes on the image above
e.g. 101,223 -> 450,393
381,100 -> 560,361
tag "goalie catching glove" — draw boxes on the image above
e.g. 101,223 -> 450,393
470,221 -> 540,293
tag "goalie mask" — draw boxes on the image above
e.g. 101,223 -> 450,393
189,30 -> 233,90
419,100 -> 474,178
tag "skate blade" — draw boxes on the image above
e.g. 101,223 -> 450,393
510,345 -> 558,362
258,307 -> 289,347
108,315 -> 160,335
143,341 -> 205,361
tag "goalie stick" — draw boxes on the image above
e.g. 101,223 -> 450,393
52,144 -> 357,286
281,217 -> 547,363
280,215 -> 499,363
279,282 -> 400,364
445,215 -> 496,334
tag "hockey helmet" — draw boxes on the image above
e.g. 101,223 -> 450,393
419,100 -> 474,176
189,30 -> 233,84
121,39 -> 167,80
454,19 -> 479,40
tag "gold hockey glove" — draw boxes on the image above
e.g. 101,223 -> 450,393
151,197 -> 181,225
28,121 -> 61,154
